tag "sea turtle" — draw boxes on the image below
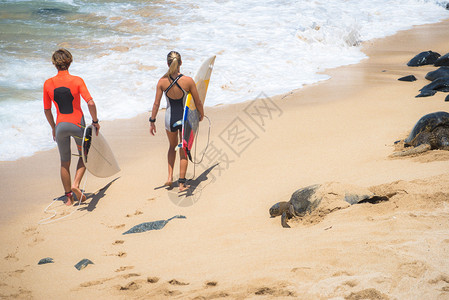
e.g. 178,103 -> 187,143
269,182 -> 377,228
434,53 -> 449,67
425,66 -> 449,81
393,111 -> 449,156
416,77 -> 449,97
407,51 -> 441,67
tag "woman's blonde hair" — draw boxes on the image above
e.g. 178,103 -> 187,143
164,51 -> 181,78
52,48 -> 72,71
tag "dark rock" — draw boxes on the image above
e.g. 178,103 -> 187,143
407,51 -> 441,67
74,258 -> 94,270
398,75 -> 417,82
38,257 -> 54,265
434,53 -> 449,66
425,66 -> 449,81
416,77 -> 449,97
122,215 -> 186,235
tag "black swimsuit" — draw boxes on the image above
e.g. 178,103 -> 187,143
164,74 -> 187,132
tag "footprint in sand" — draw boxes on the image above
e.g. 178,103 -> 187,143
164,290 -> 182,296
205,281 -> 218,287
112,224 -> 125,229
346,288 -> 388,300
112,240 -> 124,245
119,281 -> 140,291
126,210 -> 143,218
428,274 -> 449,292
8,270 -> 25,278
168,279 -> 189,286
80,280 -> 103,288
147,276 -> 160,283
117,252 -> 127,258
429,274 -> 449,284
398,260 -> 427,278
122,273 -> 140,279
28,236 -> 44,247
23,226 -> 38,236
105,251 -> 127,258
253,286 -> 296,297
332,270 -> 354,277
115,266 -> 134,272
342,280 -> 358,288
4,252 -> 19,262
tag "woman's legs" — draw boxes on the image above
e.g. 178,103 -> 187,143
166,130 -> 178,186
165,129 -> 189,191
178,130 -> 189,192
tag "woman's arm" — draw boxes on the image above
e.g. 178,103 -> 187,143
150,79 -> 164,136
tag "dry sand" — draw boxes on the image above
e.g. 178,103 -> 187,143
1,19 -> 449,299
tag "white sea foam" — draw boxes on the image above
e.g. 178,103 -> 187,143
0,0 -> 448,161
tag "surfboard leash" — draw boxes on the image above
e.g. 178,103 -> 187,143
38,172 -> 88,225
189,115 -> 211,180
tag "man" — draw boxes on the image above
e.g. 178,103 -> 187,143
43,48 -> 100,205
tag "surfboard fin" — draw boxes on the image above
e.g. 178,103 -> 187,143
173,120 -> 182,127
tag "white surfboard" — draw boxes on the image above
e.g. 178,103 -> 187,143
82,125 -> 120,178
180,55 -> 216,161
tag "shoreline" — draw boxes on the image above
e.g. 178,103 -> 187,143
1,17 -> 448,226
1,18 -> 449,299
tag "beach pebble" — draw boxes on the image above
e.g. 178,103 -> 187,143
38,257 -> 54,265
398,75 -> 417,82
122,215 -> 186,235
74,258 -> 94,270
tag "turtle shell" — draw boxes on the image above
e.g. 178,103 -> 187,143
405,111 -> 449,146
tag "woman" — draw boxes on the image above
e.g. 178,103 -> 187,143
43,48 -> 100,205
149,51 -> 204,192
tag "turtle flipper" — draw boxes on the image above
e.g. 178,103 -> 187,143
281,211 -> 291,228
392,143 -> 431,157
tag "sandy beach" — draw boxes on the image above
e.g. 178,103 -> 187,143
1,19 -> 449,299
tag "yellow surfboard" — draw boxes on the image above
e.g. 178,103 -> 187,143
181,55 -> 216,161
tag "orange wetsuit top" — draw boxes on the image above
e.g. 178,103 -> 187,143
43,70 -> 92,126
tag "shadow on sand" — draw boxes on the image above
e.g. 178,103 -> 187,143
78,177 -> 120,212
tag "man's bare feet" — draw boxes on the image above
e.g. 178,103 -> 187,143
72,187 -> 87,203
65,192 -> 74,206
